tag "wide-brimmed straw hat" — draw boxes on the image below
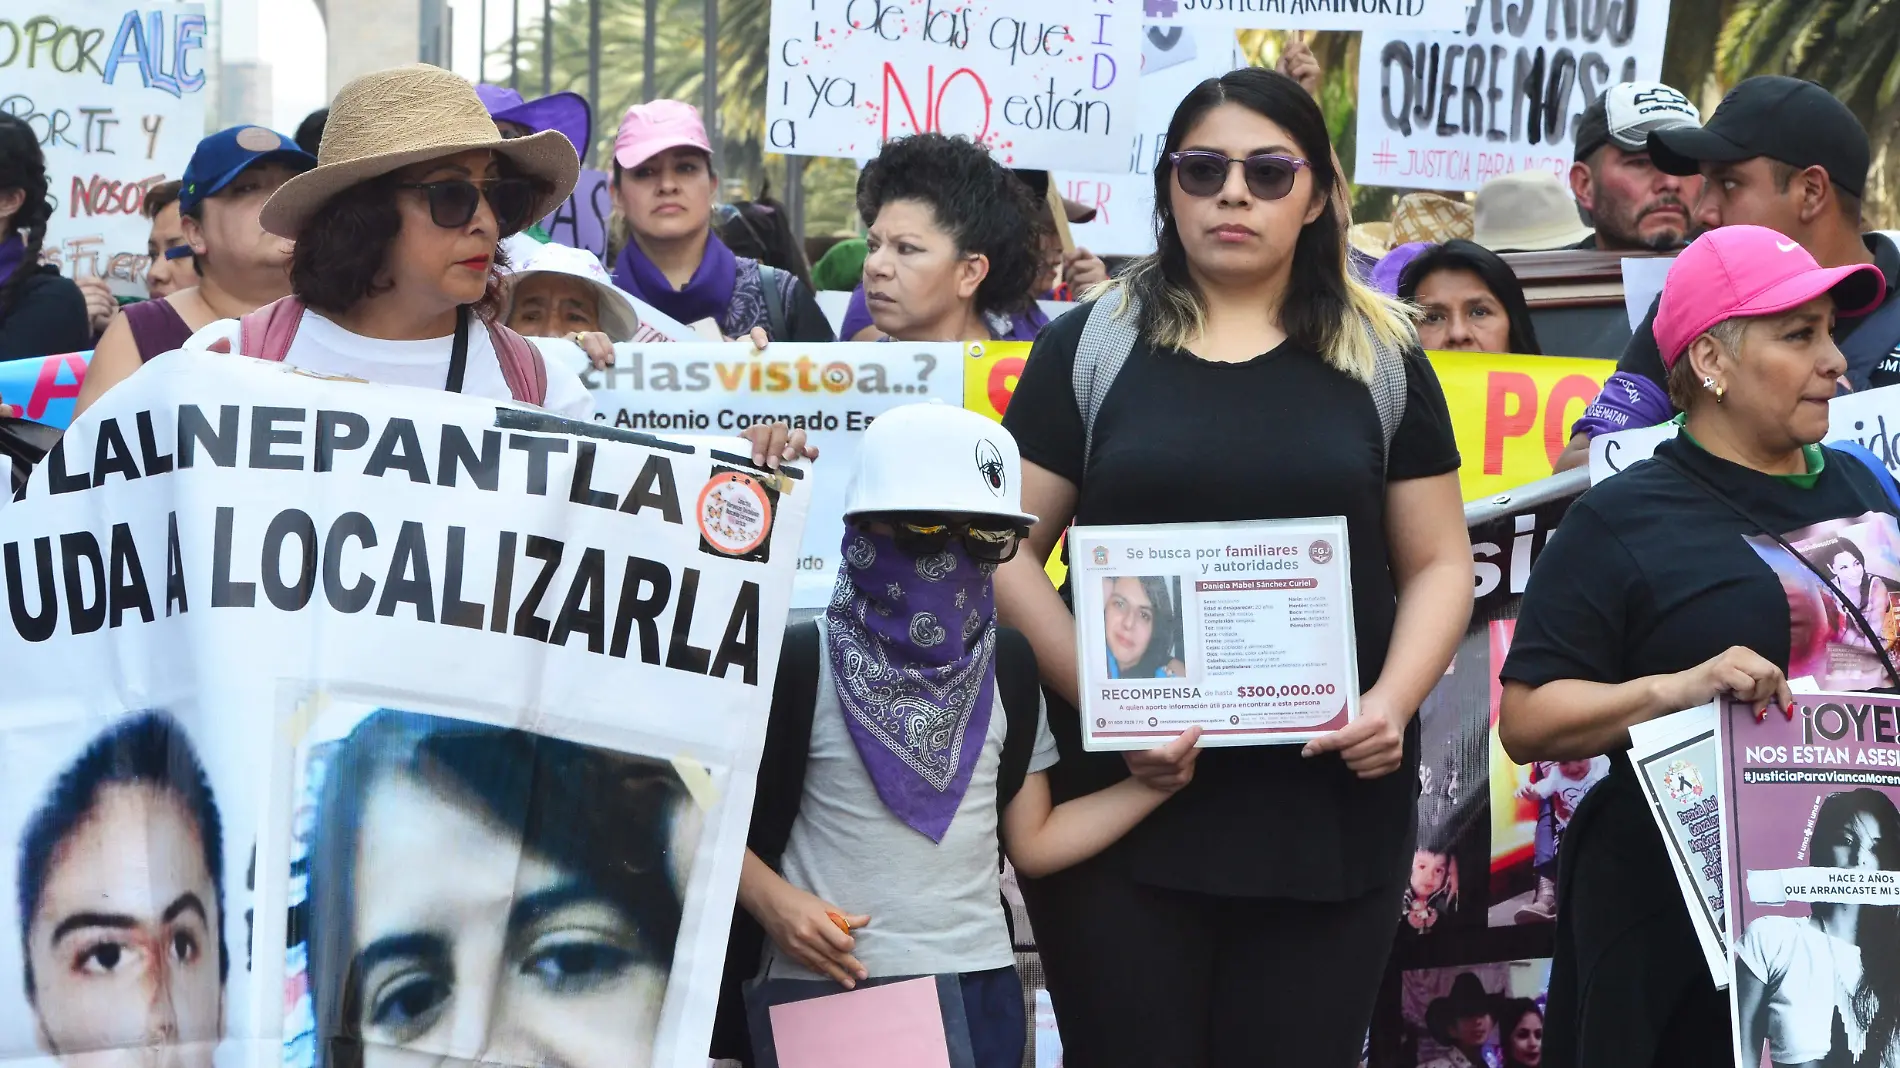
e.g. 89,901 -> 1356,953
1389,192 -> 1474,247
261,64 -> 581,239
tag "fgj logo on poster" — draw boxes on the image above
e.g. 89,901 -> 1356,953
974,439 -> 1007,496
1664,759 -> 1705,804
1309,539 -> 1335,565
1092,545 -> 1109,565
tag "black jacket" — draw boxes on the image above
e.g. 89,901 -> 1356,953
0,266 -> 91,360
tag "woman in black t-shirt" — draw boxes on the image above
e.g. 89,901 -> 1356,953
995,67 -> 1473,1066
1499,224 -> 1892,1068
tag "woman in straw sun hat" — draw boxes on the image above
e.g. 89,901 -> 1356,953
182,63 -> 594,418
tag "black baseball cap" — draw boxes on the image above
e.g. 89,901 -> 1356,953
1648,75 -> 1870,197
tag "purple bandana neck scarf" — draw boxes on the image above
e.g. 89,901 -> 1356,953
613,230 -> 737,327
825,530 -> 998,843
0,234 -> 25,291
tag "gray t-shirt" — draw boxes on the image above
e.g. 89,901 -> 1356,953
767,620 -> 1059,979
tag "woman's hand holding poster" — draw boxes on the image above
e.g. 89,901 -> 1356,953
1069,517 -> 1360,750
0,350 -> 808,1068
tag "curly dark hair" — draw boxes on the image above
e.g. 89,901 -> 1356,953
855,133 -> 1046,318
0,113 -> 54,318
291,160 -> 548,322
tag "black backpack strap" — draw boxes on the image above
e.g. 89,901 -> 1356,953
758,264 -> 789,341
710,619 -> 821,1061
991,626 -> 1042,949
993,626 -> 1041,813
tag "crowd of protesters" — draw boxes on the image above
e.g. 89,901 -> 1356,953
3,40 -> 1900,1068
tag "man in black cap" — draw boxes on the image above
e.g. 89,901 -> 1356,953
1566,81 -> 1703,253
1556,75 -> 1900,470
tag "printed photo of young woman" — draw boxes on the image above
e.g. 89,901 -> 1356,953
285,704 -> 697,1068
1100,576 -> 1188,681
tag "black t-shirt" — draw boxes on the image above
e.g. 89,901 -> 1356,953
1003,301 -> 1462,900
0,267 -> 91,361
1616,232 -> 1900,392
1501,437 -> 1899,988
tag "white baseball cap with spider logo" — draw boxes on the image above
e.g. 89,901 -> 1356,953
841,401 -> 1038,526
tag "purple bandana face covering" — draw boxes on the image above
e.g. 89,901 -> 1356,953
0,234 -> 25,291
825,529 -> 998,843
613,229 -> 737,327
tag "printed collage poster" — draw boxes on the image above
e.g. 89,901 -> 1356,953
1720,692 -> 1900,1068
0,351 -> 808,1068
1396,960 -> 1550,1068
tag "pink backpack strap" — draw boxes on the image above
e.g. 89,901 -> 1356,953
485,320 -> 549,407
205,296 -> 306,360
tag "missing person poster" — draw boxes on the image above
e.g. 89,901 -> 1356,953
1069,517 -> 1360,750
1628,703 -> 1728,986
0,350 -> 808,1068
1719,692 -> 1900,1068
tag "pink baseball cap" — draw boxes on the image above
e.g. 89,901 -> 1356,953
1657,225 -> 1887,369
613,99 -> 713,170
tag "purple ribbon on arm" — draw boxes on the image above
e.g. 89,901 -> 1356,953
1570,371 -> 1674,441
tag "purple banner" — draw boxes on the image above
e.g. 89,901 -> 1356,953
539,168 -> 613,261
1723,691 -> 1900,1067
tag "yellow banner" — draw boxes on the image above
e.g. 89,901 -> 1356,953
963,343 -> 1612,501
1427,350 -> 1614,500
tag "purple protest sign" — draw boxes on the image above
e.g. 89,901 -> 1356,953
1721,691 -> 1900,1067
539,168 -> 613,261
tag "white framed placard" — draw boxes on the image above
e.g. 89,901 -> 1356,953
1070,517 -> 1360,750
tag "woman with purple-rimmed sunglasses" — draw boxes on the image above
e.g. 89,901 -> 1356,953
995,66 -> 1472,1065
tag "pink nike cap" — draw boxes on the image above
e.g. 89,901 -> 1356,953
1657,224 -> 1886,369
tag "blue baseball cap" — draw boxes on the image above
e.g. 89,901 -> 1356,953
178,125 -> 316,214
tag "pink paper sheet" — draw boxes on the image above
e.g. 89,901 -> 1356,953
769,977 -> 953,1068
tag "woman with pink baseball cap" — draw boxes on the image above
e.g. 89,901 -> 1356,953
606,100 -> 833,343
1499,224 -> 1889,1068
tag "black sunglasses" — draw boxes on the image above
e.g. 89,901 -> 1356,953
1168,151 -> 1309,201
395,177 -> 538,234
859,517 -> 1029,565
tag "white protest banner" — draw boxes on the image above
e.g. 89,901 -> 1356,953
1140,0 -> 1466,31
1591,382 -> 1900,484
1627,703 -> 1729,986
1069,517 -> 1362,750
583,340 -> 962,607
1055,25 -> 1246,256
2,1 -> 208,297
0,351 -> 807,1068
765,0 -> 1144,173
1353,0 -> 1671,192
1622,255 -> 1674,331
